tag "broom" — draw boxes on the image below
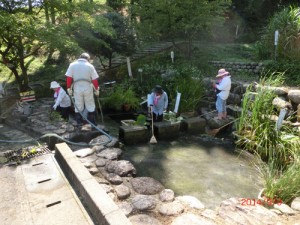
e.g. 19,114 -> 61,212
149,106 -> 157,144
206,118 -> 238,136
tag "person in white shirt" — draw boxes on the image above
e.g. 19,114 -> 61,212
65,53 -> 100,126
213,69 -> 231,120
148,85 -> 168,122
50,81 -> 71,120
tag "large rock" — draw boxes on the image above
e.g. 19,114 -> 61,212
218,198 -> 279,225
131,195 -> 157,211
176,196 -> 205,210
159,189 -> 175,202
105,160 -> 136,176
288,90 -> 300,104
131,177 -> 164,195
97,147 -> 122,160
158,201 -> 184,216
104,173 -> 123,185
115,184 -> 131,200
274,203 -> 296,215
272,96 -> 292,110
291,197 -> 300,211
74,147 -> 95,158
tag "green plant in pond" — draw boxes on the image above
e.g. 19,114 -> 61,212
135,114 -> 147,126
103,84 -> 140,111
171,66 -> 204,113
258,158 -> 300,205
236,73 -> 292,166
163,111 -> 183,122
237,72 -> 300,204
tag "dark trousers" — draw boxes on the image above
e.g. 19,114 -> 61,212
57,106 -> 70,120
152,112 -> 163,122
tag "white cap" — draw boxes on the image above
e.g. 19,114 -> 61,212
50,81 -> 60,89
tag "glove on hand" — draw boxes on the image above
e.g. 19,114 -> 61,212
67,88 -> 73,96
94,88 -> 100,97
53,105 -> 57,110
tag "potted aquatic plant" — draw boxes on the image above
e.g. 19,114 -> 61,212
122,86 -> 140,111
103,85 -> 140,111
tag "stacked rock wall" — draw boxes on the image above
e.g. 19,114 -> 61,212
210,61 -> 264,74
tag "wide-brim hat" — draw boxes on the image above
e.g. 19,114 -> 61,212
50,81 -> 60,89
153,85 -> 163,94
216,68 -> 229,78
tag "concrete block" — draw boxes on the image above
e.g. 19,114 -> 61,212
154,121 -> 181,140
181,117 -> 206,134
119,125 -> 149,145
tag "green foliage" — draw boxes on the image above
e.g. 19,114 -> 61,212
102,84 -> 140,111
263,60 -> 300,86
49,110 -> 63,123
236,73 -> 297,167
256,6 -> 300,60
135,114 -> 147,126
171,68 -> 204,113
133,0 -> 230,56
237,73 -> 300,204
260,158 -> 300,204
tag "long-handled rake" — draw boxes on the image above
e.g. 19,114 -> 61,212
149,106 -> 157,144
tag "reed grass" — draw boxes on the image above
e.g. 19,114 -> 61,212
236,72 -> 300,204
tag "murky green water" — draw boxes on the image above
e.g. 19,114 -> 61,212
121,134 -> 263,209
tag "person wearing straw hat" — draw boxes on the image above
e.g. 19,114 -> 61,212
148,85 -> 168,122
50,81 -> 71,120
212,68 -> 231,120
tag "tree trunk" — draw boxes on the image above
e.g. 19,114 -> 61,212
50,2 -> 55,24
44,0 -> 50,23
28,0 -> 33,12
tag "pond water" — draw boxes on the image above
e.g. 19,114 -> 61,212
121,134 -> 263,209
0,112 -> 264,210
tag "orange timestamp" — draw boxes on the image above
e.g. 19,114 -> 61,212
240,198 -> 282,206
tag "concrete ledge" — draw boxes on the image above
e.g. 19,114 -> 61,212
181,117 -> 206,134
154,121 -> 181,140
55,143 -> 132,225
119,125 -> 149,145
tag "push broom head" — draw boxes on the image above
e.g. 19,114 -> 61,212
149,135 -> 157,144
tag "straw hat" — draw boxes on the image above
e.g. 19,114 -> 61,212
216,68 -> 229,78
50,81 -> 60,89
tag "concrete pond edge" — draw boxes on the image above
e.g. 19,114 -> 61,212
55,142 -> 132,225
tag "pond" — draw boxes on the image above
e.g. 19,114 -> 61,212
121,133 -> 263,209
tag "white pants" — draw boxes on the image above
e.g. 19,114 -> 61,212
73,85 -> 95,112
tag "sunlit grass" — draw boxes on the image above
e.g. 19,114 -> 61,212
236,72 -> 300,204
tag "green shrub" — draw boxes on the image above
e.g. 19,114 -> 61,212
263,60 -> 300,86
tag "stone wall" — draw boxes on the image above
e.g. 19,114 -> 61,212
210,61 -> 264,74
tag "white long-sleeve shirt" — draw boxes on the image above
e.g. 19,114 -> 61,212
53,87 -> 71,108
148,91 -> 168,115
216,76 -> 231,100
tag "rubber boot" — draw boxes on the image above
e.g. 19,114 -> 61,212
87,111 -> 97,127
75,113 -> 83,127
